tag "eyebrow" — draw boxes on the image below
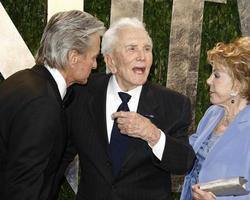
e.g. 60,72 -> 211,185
144,44 -> 152,48
125,44 -> 137,48
212,68 -> 226,74
124,44 -> 152,48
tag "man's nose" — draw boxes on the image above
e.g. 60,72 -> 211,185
92,60 -> 97,69
136,49 -> 145,60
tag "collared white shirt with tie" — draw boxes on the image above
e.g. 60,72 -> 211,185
106,75 -> 166,160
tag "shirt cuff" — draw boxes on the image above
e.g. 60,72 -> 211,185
151,130 -> 166,161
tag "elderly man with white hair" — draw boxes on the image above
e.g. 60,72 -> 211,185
64,17 -> 195,200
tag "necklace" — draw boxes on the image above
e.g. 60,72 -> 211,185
215,113 -> 235,133
221,114 -> 235,127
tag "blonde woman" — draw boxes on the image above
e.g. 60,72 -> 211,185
181,37 -> 250,200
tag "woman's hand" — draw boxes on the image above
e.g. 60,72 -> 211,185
192,184 -> 216,200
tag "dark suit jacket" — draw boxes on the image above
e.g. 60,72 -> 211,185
0,72 -> 4,83
0,65 -> 68,200
67,73 -> 195,200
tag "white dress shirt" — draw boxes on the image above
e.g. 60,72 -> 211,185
45,65 -> 67,99
106,75 -> 166,160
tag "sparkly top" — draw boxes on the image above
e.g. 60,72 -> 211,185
190,133 -> 222,186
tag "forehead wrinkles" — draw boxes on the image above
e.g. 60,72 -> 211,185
116,27 -> 151,46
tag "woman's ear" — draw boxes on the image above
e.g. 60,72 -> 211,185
104,54 -> 117,74
233,79 -> 242,94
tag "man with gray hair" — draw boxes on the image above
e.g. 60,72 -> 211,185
66,17 -> 195,199
0,10 -> 105,200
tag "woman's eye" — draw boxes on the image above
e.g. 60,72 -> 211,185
214,73 -> 220,78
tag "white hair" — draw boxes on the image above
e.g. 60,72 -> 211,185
101,17 -> 152,56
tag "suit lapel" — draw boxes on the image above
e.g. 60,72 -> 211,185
88,75 -> 110,157
137,82 -> 160,119
84,75 -> 114,181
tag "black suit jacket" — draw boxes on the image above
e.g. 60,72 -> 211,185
0,65 -> 68,200
0,72 -> 4,83
67,73 -> 195,200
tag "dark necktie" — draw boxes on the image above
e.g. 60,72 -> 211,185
110,92 -> 131,176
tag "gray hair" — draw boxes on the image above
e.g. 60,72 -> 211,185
101,17 -> 152,56
35,10 -> 105,69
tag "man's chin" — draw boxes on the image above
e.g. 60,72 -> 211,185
77,79 -> 88,85
135,78 -> 147,86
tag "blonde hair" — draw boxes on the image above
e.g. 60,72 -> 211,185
207,37 -> 250,102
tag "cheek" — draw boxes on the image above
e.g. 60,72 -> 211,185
120,54 -> 134,65
79,64 -> 89,77
147,54 -> 153,64
117,59 -> 128,67
85,61 -> 93,70
116,68 -> 128,78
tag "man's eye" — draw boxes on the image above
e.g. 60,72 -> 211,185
128,47 -> 135,51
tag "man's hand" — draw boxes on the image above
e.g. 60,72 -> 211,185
112,111 -> 161,146
192,184 -> 216,200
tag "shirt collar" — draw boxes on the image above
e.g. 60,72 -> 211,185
109,75 -> 142,101
45,64 -> 67,99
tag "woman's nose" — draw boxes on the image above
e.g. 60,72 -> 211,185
206,75 -> 212,85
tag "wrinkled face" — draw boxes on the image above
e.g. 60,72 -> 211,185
206,63 -> 237,106
106,27 -> 153,91
70,33 -> 100,85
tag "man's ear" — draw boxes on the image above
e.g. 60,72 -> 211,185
104,54 -> 117,74
68,50 -> 79,67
